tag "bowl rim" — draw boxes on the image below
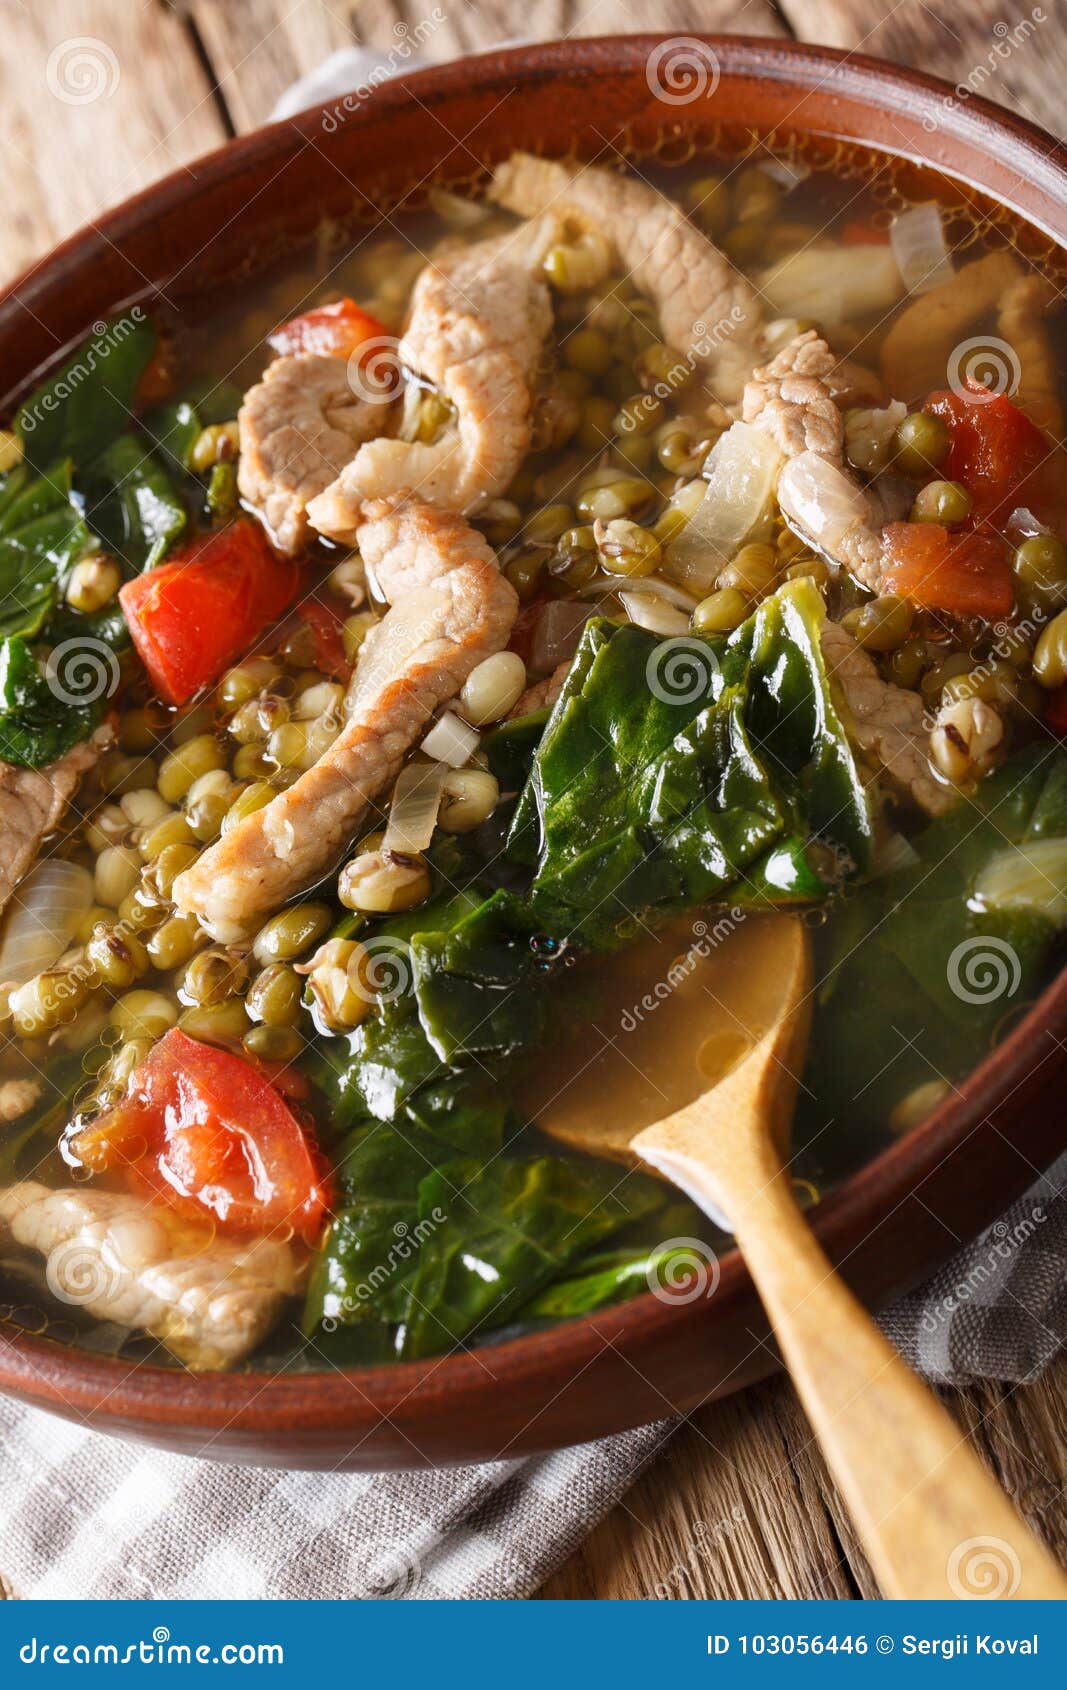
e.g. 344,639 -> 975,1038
2,31 -> 1066,1451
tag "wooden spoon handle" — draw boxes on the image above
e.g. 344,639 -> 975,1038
729,1171 -> 1067,1600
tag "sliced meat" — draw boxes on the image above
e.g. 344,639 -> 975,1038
174,497 -> 518,937
0,727 -> 111,917
744,331 -> 889,594
489,151 -> 763,402
237,353 -> 391,555
821,619 -> 954,816
997,274 -> 1064,436
742,330 -> 844,458
307,236 -> 554,540
0,1181 -> 303,1370
509,660 -> 571,718
880,250 -> 1021,403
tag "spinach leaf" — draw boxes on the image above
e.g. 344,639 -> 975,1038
83,432 -> 186,573
142,399 -> 201,475
0,635 -> 100,768
15,311 -> 156,471
510,580 -> 872,947
399,1156 -> 664,1359
800,744 -> 1067,1153
0,460 -> 90,641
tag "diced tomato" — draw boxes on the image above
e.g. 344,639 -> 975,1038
1045,684 -> 1067,736
268,298 -> 392,367
924,382 -> 1061,525
298,597 -> 351,682
881,522 -> 1014,620
74,1030 -> 332,1244
120,519 -> 299,706
840,218 -> 891,246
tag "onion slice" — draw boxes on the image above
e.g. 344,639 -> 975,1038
0,861 -> 94,984
618,591 -> 691,635
382,763 -> 446,854
890,203 -> 955,296
421,711 -> 480,769
663,423 -> 783,595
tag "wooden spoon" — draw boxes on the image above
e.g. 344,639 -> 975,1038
521,912 -> 1067,1600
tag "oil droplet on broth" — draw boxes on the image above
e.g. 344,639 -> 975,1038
696,1028 -> 758,1084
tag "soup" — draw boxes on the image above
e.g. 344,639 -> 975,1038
0,139 -> 1065,1372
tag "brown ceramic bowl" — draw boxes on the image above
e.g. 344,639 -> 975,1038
2,36 -> 1066,1469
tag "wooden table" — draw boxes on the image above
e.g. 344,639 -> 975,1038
3,0 -> 1067,1602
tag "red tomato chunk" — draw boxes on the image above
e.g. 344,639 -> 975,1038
924,382 -> 1060,526
119,519 -> 299,705
75,1030 -> 332,1244
268,298 -> 392,367
881,523 -> 1014,621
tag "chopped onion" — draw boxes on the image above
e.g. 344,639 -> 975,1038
971,839 -> 1067,924
872,831 -> 921,878
757,156 -> 810,192
421,710 -> 480,769
759,245 -> 903,328
0,861 -> 93,984
663,422 -> 783,594
1006,506 -> 1052,543
778,451 -> 873,559
607,575 -> 699,610
529,600 -> 594,675
890,204 -> 954,296
382,762 -> 446,854
427,187 -> 490,230
619,591 -> 691,635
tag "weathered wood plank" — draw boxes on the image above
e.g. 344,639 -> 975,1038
781,0 -> 1067,139
0,0 -> 224,288
542,1357 -> 1067,1598
186,0 -> 785,133
183,0 -> 353,132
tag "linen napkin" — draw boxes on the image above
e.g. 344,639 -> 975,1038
2,1152 -> 1065,1600
2,47 -> 1066,1606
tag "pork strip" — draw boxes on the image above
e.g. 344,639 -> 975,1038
0,727 -> 111,917
0,1181 -> 303,1370
821,619 -> 953,816
307,237 -> 554,540
238,353 -> 392,555
489,151 -> 762,402
173,498 -> 518,937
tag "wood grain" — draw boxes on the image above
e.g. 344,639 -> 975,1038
782,0 -> 1067,139
0,1 -> 224,284
2,0 -> 1067,1605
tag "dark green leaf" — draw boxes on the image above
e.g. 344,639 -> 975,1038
0,635 -> 100,768
509,581 -> 872,947
0,460 -> 90,641
399,1156 -> 665,1359
83,433 -> 186,573
15,312 -> 156,471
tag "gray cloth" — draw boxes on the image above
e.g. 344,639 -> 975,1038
1,1153 -> 1064,1599
2,47 -> 1065,1605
